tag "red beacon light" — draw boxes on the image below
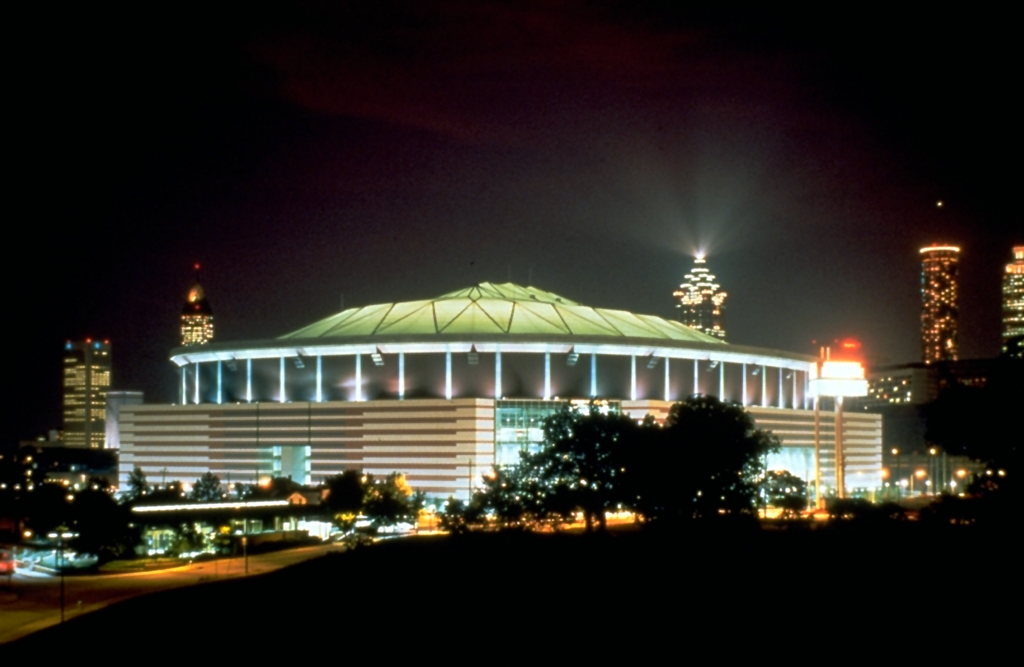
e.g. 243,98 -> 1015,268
832,338 -> 863,362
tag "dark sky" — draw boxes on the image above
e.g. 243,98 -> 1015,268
8,3 -> 1020,442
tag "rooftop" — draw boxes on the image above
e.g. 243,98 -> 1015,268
280,282 -> 724,344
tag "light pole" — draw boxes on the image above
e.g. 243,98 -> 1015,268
892,448 -> 900,501
48,528 -> 72,623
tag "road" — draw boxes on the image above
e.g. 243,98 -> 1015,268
0,543 -> 341,644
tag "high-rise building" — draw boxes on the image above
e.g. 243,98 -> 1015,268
62,340 -> 111,449
181,264 -> 214,346
673,255 -> 727,340
1002,246 -> 1024,346
920,245 -> 959,364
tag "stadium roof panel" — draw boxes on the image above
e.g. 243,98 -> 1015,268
280,282 -> 723,344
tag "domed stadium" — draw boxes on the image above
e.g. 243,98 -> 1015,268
118,283 -> 882,499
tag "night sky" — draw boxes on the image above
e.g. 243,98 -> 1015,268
9,4 -> 1020,443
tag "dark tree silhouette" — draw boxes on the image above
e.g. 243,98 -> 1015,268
324,470 -> 366,514
70,489 -> 140,563
189,472 -> 223,502
123,466 -> 149,503
529,401 -> 639,531
761,470 -> 808,518
629,396 -> 778,524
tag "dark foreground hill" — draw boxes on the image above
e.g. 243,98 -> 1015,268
5,524 -> 1013,653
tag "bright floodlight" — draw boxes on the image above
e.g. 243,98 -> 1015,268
809,361 -> 868,398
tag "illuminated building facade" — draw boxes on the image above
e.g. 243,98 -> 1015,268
673,256 -> 727,340
181,266 -> 214,346
62,340 -> 111,449
120,282 -> 881,499
1003,246 -> 1024,346
105,390 -> 143,450
920,245 -> 959,364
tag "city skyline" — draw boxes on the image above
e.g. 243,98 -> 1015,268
7,6 -> 1020,443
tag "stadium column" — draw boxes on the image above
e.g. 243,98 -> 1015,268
664,357 -> 670,401
719,361 -> 725,400
495,347 -> 502,399
280,357 -> 286,402
630,355 -> 636,401
181,366 -> 186,404
316,355 -> 322,402
544,352 -> 551,400
590,353 -> 597,398
742,363 -> 747,406
194,362 -> 200,404
792,370 -> 797,409
693,359 -> 698,396
398,352 -> 404,400
355,354 -> 362,401
246,359 -> 252,403
445,347 -> 452,399
779,367 -> 784,408
761,365 -> 767,407
835,396 -> 845,498
217,360 -> 222,405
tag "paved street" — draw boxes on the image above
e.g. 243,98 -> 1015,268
0,543 -> 341,644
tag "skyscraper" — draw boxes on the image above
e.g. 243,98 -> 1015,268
673,255 -> 727,340
62,340 -> 111,448
920,245 -> 959,364
1003,246 -> 1024,346
181,264 -> 214,346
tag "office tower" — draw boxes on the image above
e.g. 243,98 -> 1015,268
1003,246 -> 1024,346
181,264 -> 214,346
673,255 -> 727,340
920,245 -> 960,364
62,340 -> 111,448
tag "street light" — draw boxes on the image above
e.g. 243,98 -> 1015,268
911,469 -> 927,496
46,528 -> 74,623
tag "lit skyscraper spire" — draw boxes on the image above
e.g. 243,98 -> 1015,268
673,254 -> 727,340
920,244 -> 959,364
181,264 -> 215,346
1003,246 -> 1024,347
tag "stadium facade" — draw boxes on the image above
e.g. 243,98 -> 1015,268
119,283 -> 882,500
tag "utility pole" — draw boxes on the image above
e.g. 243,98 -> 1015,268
59,535 -> 65,623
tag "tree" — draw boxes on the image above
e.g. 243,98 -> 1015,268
190,472 -> 223,502
123,467 -> 149,503
146,481 -> 188,503
634,395 -> 779,524
324,470 -> 366,514
363,473 -> 423,529
528,401 -> 639,532
761,470 -> 808,518
70,489 -> 141,563
437,497 -> 470,534
467,462 -> 560,530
